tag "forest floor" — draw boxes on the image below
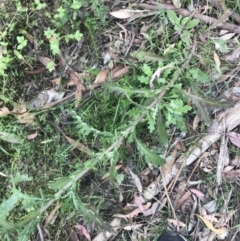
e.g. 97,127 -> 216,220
1,0 -> 240,241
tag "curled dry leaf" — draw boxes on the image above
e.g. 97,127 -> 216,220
93,69 -> 109,85
189,188 -> 205,199
128,167 -> 142,193
109,9 -> 133,19
214,51 -> 221,69
193,114 -> 200,131
65,135 -> 93,155
44,202 -> 62,226
161,148 -> 177,177
197,215 -> 227,235
143,198 -> 167,216
0,107 -> 10,117
227,131 -> 240,148
203,200 -> 217,213
75,224 -> 91,241
27,131 -> 37,140
114,202 -> 152,220
24,67 -> 45,75
27,89 -> 65,109
175,190 -> 192,210
168,219 -> 186,227
69,71 -> 85,101
134,193 -> 145,213
123,223 -> 143,231
0,172 -> 8,177
37,55 -> 55,70
149,65 -> 174,89
172,0 -> 181,8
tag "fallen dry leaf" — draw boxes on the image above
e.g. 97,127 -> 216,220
0,172 -> 8,177
198,215 -> 227,235
134,193 -> 145,213
193,114 -> 200,130
123,223 -> 143,230
175,190 -> 192,210
93,69 -> 109,84
143,198 -> 167,216
109,9 -> 132,19
227,132 -> 240,148
149,65 -> 174,89
168,219 -> 186,227
44,202 -> 62,226
65,135 -> 93,155
17,112 -> 35,124
128,167 -> 142,193
24,67 -> 45,75
27,131 -> 37,140
75,224 -> 91,241
37,55 -> 55,70
114,202 -> 152,220
172,0 -> 181,8
214,51 -> 221,69
189,188 -> 205,199
0,107 -> 10,117
69,71 -> 85,102
161,148 -> 177,177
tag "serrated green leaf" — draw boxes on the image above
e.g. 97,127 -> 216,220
135,137 -> 164,167
167,10 -> 180,26
12,172 -> 32,185
138,75 -> 149,84
48,177 -> 71,191
0,192 -> 22,223
185,19 -> 199,29
142,64 -> 153,76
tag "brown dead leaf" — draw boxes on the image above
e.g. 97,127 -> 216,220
172,0 -> 181,8
37,55 -> 55,70
161,149 -> 177,177
134,193 -> 145,213
12,99 -> 27,114
198,215 -> 227,235
149,65 -> 174,89
168,219 -> 186,227
214,51 -> 221,69
193,114 -> 200,131
69,71 -> 85,101
0,172 -> 8,177
114,202 -> 152,220
75,224 -> 91,241
44,202 -> 62,226
0,107 -> 10,117
51,78 -> 61,86
17,112 -> 35,124
128,167 -> 142,193
65,135 -> 93,155
24,67 -> 45,75
27,131 -> 37,140
123,224 -> 143,231
93,69 -> 109,84
109,9 -> 132,19
175,190 -> 192,210
143,198 -> 167,216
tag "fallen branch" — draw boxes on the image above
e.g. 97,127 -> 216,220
137,2 -> 240,34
